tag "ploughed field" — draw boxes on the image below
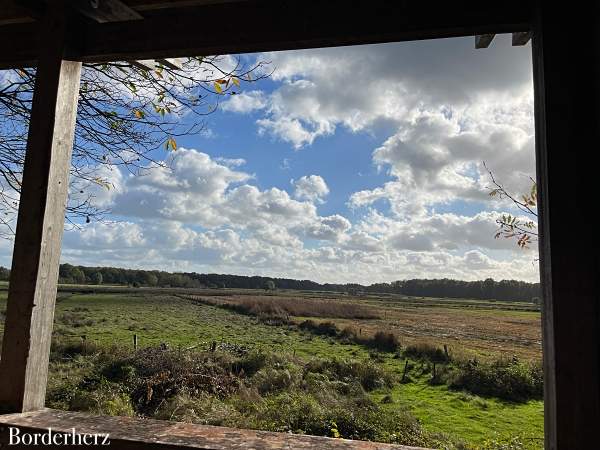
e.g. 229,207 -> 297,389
0,286 -> 543,449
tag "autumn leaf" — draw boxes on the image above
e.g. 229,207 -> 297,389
133,109 -> 145,119
93,177 -> 112,190
214,82 -> 223,94
232,77 -> 240,87
165,137 -> 177,151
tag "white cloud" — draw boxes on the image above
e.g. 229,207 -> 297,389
0,38 -> 540,285
221,90 -> 268,113
292,175 -> 330,203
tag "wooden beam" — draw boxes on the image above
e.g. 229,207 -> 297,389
512,31 -> 531,45
127,0 -> 241,11
532,3 -> 600,449
128,59 -> 157,70
157,57 -> 184,70
81,0 -> 533,62
0,0 -> 533,68
0,0 -> 36,25
0,409 -> 423,449
70,0 -> 143,23
0,1 -> 81,413
475,33 -> 495,48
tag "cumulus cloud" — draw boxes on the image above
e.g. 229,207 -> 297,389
0,37 -> 540,285
292,175 -> 330,203
221,90 -> 268,113
242,35 -> 535,218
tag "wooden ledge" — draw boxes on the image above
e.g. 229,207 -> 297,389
0,409 -> 429,449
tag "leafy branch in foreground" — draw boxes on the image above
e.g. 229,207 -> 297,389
485,162 -> 538,249
0,56 -> 271,238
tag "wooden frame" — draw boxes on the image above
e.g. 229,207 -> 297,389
0,1 -> 598,448
531,4 -> 600,448
0,2 -> 81,413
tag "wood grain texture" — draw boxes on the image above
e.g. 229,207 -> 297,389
511,31 -> 531,46
532,2 -> 600,448
475,34 -> 495,48
0,0 -> 533,68
0,1 -> 81,413
0,409 -> 429,449
71,0 -> 143,23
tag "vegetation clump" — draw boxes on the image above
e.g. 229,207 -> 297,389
404,343 -> 450,363
450,357 -> 543,402
45,344 -> 447,448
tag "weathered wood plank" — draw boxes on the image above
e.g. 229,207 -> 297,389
475,33 -> 495,48
512,31 -> 531,45
0,0 -> 533,68
127,59 -> 157,70
70,0 -> 143,23
0,1 -> 81,413
0,409 -> 428,449
157,58 -> 184,70
532,3 -> 600,449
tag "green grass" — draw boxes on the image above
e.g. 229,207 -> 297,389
51,293 -> 371,360
373,376 -> 543,445
0,289 -> 543,448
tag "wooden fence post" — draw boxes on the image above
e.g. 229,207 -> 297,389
0,4 -> 81,413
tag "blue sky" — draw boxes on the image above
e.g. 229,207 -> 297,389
0,35 -> 540,284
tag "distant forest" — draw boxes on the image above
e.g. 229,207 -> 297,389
0,264 -> 540,303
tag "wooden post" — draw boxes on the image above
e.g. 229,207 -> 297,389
532,3 -> 600,449
133,334 -> 138,351
0,4 -> 81,413
401,360 -> 409,383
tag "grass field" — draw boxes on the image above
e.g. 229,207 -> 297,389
0,286 -> 543,449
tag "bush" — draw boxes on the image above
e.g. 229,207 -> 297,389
46,342 -> 456,448
369,331 -> 401,352
50,339 -> 100,360
103,348 -> 242,414
236,350 -> 268,376
69,381 -> 134,417
298,320 -> 338,337
404,343 -> 450,363
305,358 -> 393,391
155,392 -> 240,426
339,326 -> 358,341
450,358 -> 543,402
252,365 -> 302,394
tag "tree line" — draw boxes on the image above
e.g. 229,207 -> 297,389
0,264 -> 540,302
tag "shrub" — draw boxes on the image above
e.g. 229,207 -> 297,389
305,358 -> 393,391
450,358 -> 543,402
339,326 -> 358,341
404,343 -> 450,363
103,348 -> 242,414
69,381 -> 134,417
50,339 -> 100,360
369,331 -> 401,352
251,365 -> 302,394
298,320 -> 338,337
235,350 -> 268,376
154,392 -> 240,426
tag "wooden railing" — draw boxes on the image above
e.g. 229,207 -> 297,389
0,409 -> 429,449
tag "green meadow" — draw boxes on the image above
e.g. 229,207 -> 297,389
0,288 -> 543,449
